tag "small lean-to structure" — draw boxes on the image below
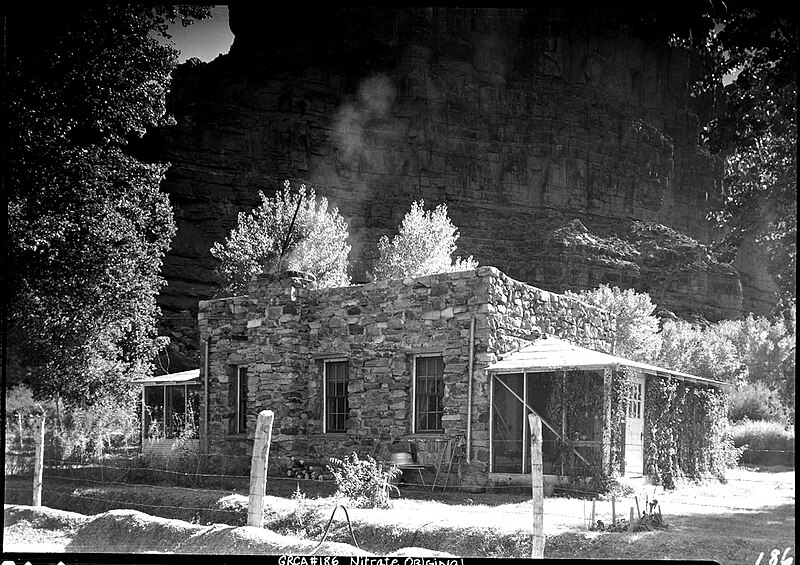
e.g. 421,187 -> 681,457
133,369 -> 201,460
487,335 -> 728,487
197,267 -> 729,491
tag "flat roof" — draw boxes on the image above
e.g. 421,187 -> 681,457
132,369 -> 201,386
487,335 -> 728,389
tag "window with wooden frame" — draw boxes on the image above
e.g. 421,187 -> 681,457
231,366 -> 248,434
324,360 -> 349,433
414,355 -> 444,433
626,380 -> 643,419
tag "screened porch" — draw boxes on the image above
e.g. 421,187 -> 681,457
133,369 -> 202,459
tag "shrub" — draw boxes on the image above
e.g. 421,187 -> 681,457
730,419 -> 795,466
327,452 -> 401,509
289,483 -> 316,530
47,397 -> 139,463
727,381 -> 788,423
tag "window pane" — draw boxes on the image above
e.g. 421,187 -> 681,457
188,387 -> 201,433
238,367 -> 248,433
168,386 -> 186,439
144,387 -> 164,439
492,374 -> 524,472
415,356 -> 444,432
325,361 -> 348,433
525,372 -> 557,474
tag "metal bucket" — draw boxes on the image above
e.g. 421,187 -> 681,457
389,452 -> 413,465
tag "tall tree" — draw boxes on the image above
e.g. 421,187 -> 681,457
564,285 -> 662,363
5,4 -> 209,406
372,200 -> 478,281
210,181 -> 352,295
683,3 -> 797,306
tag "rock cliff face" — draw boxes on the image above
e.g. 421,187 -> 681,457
137,6 -> 777,369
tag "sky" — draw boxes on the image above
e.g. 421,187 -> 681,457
163,5 -> 233,63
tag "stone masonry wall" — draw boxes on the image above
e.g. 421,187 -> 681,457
198,267 -> 615,487
196,292 -> 250,469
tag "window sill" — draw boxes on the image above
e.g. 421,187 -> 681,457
404,433 -> 447,440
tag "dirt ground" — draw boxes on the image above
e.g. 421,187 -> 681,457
2,466 -> 794,561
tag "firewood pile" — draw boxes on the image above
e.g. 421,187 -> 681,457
284,456 -> 335,481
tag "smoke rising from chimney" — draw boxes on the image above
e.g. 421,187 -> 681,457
333,74 -> 397,164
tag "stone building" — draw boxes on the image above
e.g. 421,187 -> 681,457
197,267 -> 726,490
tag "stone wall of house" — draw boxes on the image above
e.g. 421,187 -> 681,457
303,268 -> 488,476
244,271 -> 315,459
198,267 -> 615,487
197,293 -> 251,467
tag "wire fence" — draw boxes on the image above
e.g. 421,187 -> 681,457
4,475 -> 793,534
5,448 -> 794,528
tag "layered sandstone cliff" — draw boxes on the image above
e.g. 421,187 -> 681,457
136,6 -> 777,369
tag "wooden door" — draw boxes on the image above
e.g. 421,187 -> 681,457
624,374 -> 646,476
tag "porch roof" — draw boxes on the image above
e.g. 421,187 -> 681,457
487,336 -> 728,389
132,369 -> 201,386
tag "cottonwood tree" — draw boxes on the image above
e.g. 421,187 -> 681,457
564,285 -> 662,363
6,5 -> 209,407
211,181 -> 352,295
372,200 -> 478,280
682,3 -> 797,306
658,309 -> 796,422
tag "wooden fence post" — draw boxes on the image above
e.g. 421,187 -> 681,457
33,415 -> 45,507
611,495 -> 616,528
528,413 -> 544,558
247,410 -> 274,527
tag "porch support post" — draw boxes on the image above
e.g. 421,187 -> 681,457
602,367 -> 613,475
203,339 -> 210,454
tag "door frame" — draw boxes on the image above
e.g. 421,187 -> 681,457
623,373 -> 646,476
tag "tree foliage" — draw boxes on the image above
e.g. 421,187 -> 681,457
658,311 -> 795,388
657,320 -> 743,382
564,285 -> 661,363
727,381 -> 788,423
372,200 -> 478,280
210,181 -> 352,295
569,284 -> 795,422
683,4 -> 797,305
6,5 -> 209,406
